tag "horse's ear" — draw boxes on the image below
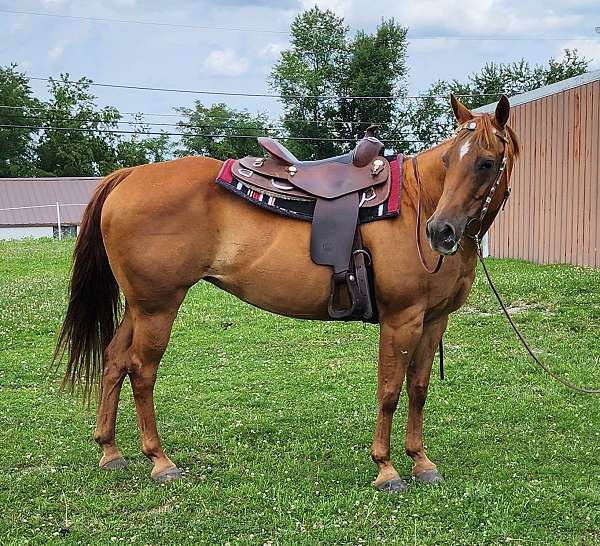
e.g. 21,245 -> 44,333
450,93 -> 473,124
495,95 -> 510,128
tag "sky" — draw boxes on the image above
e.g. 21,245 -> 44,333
1,0 -> 600,124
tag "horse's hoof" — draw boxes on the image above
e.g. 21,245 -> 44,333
100,457 -> 128,471
153,467 -> 183,484
414,469 -> 444,484
375,477 -> 408,493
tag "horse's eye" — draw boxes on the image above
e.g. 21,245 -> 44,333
478,160 -> 494,171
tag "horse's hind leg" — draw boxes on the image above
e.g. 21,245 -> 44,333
95,306 -> 133,470
128,290 -> 187,482
405,317 -> 447,484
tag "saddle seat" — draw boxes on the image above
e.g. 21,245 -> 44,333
251,125 -> 386,199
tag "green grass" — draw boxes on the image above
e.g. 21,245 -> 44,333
1,238 -> 599,545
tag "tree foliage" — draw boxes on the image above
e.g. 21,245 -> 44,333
176,102 -> 271,160
0,69 -> 173,177
0,18 -> 594,176
35,75 -> 122,176
0,64 -> 41,176
407,49 -> 590,151
270,8 -> 408,159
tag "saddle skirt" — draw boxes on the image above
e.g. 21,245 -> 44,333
216,154 -> 403,224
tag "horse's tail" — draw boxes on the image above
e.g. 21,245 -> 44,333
54,167 -> 133,402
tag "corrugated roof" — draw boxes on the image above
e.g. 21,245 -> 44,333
0,177 -> 100,226
475,69 -> 600,113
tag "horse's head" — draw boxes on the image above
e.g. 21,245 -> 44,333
426,94 -> 519,255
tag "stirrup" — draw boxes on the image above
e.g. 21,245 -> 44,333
328,271 -> 365,320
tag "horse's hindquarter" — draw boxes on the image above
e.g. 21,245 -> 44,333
100,156 -> 332,318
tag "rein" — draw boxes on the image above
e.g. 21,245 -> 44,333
412,156 -> 444,274
474,242 -> 600,395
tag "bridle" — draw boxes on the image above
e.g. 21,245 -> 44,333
412,119 -> 512,273
463,122 -> 512,246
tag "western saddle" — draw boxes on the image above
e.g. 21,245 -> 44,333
231,126 -> 391,322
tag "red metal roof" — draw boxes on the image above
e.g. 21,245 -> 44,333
0,177 -> 100,226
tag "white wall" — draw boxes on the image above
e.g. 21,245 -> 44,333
0,226 -> 54,240
482,233 -> 490,257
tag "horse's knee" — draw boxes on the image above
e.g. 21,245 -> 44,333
408,383 -> 429,406
379,390 -> 400,414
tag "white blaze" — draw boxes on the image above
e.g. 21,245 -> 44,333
459,137 -> 472,160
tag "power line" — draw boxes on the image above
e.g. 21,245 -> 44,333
2,111 -> 287,132
29,76 -> 506,100
0,123 -> 423,143
0,104 -> 396,127
2,8 -> 598,41
0,8 -> 288,34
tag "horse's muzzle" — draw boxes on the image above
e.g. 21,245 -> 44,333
426,217 -> 460,256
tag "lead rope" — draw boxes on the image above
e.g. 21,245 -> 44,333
475,242 -> 600,394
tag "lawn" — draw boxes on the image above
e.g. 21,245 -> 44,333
1,238 -> 599,545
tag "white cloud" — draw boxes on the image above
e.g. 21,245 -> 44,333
48,41 -> 66,61
204,48 -> 249,76
299,0 -> 352,17
560,39 -> 600,68
258,42 -> 286,58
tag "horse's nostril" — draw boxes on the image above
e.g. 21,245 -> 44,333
439,223 -> 455,241
425,221 -> 431,238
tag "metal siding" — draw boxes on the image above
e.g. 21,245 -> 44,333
0,177 -> 100,226
489,79 -> 599,267
550,92 -> 560,264
590,82 -> 600,267
594,82 -> 600,267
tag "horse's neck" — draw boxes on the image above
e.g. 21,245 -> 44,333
407,141 -> 451,217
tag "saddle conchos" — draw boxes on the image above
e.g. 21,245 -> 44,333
216,126 -> 403,323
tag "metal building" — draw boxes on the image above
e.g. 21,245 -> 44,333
477,69 -> 600,267
0,177 -> 99,240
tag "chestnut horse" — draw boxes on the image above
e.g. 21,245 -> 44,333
55,95 -> 519,491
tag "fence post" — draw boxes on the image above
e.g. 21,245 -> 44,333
56,202 -> 62,241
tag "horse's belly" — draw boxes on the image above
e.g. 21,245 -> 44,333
205,224 -> 332,319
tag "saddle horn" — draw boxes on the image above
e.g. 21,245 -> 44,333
353,125 -> 383,168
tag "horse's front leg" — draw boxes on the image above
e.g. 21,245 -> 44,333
405,316 -> 448,484
371,310 -> 423,492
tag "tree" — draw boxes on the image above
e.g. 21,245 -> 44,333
113,115 -> 172,167
404,81 -> 456,153
35,75 -> 122,176
175,102 -> 271,160
544,48 -> 590,85
1,67 -> 174,175
407,49 -> 590,150
115,134 -> 172,168
338,19 -> 408,146
270,7 -> 349,159
0,64 -> 42,176
270,9 -> 409,159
